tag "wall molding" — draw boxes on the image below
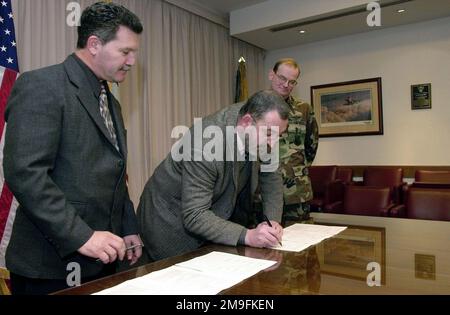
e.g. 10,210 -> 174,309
336,165 -> 450,179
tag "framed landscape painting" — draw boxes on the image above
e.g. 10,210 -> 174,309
311,77 -> 383,138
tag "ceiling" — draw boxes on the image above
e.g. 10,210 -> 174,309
191,0 -> 267,16
190,0 -> 450,50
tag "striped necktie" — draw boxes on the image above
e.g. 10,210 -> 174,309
99,83 -> 119,151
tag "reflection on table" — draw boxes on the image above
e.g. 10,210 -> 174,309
55,213 -> 450,295
312,213 -> 450,294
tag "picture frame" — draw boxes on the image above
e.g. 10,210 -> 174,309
415,254 -> 436,280
316,224 -> 386,284
411,83 -> 431,110
311,77 -> 383,138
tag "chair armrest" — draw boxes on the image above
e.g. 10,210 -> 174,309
325,180 -> 345,204
380,203 -> 396,217
390,204 -> 406,217
402,184 -> 410,205
324,201 -> 343,213
399,182 -> 409,204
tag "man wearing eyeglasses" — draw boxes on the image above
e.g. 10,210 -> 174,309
269,58 -> 319,222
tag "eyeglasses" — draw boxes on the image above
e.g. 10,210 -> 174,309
274,73 -> 298,87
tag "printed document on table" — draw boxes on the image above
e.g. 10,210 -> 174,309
272,223 -> 347,252
93,251 -> 277,295
175,251 -> 276,281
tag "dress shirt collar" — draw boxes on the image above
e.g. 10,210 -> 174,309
71,53 -> 103,98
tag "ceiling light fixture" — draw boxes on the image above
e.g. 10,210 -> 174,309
299,30 -> 306,34
397,9 -> 405,13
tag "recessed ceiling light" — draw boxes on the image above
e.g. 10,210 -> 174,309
299,30 -> 306,34
397,9 -> 405,13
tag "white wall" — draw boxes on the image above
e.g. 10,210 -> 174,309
265,17 -> 450,166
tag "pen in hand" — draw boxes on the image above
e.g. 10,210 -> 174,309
263,215 -> 283,247
124,244 -> 144,251
95,244 -> 144,263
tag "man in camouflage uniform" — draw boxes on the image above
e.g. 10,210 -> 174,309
269,58 -> 319,222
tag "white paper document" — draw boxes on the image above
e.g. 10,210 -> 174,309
272,223 -> 347,252
93,251 -> 277,295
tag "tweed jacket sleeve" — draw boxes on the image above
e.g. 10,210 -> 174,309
180,158 -> 246,247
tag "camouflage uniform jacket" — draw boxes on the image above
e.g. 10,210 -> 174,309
279,95 -> 319,205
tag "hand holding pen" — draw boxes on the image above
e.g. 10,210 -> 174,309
263,215 -> 283,247
96,243 -> 144,264
123,234 -> 144,266
244,216 -> 283,248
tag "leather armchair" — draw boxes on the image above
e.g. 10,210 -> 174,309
402,171 -> 450,207
405,187 -> 450,221
337,167 -> 353,184
363,167 -> 406,204
415,170 -> 450,184
325,185 -> 394,217
309,165 -> 342,212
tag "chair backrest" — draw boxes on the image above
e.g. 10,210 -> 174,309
406,187 -> 450,221
363,167 -> 403,186
337,167 -> 353,184
309,166 -> 337,197
363,167 -> 404,203
344,186 -> 391,216
415,170 -> 450,184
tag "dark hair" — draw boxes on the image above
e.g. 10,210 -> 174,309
239,90 -> 290,121
272,58 -> 300,77
77,2 -> 143,49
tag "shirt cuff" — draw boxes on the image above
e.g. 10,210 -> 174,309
238,228 -> 247,245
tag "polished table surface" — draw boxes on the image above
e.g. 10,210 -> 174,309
55,213 -> 450,295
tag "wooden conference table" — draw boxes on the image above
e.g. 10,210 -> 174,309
56,213 -> 450,295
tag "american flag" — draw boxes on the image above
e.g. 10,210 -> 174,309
0,0 -> 19,268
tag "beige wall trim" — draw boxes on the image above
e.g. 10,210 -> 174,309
337,166 -> 450,179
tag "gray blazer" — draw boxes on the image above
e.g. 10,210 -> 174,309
137,104 -> 283,261
3,55 -> 137,279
